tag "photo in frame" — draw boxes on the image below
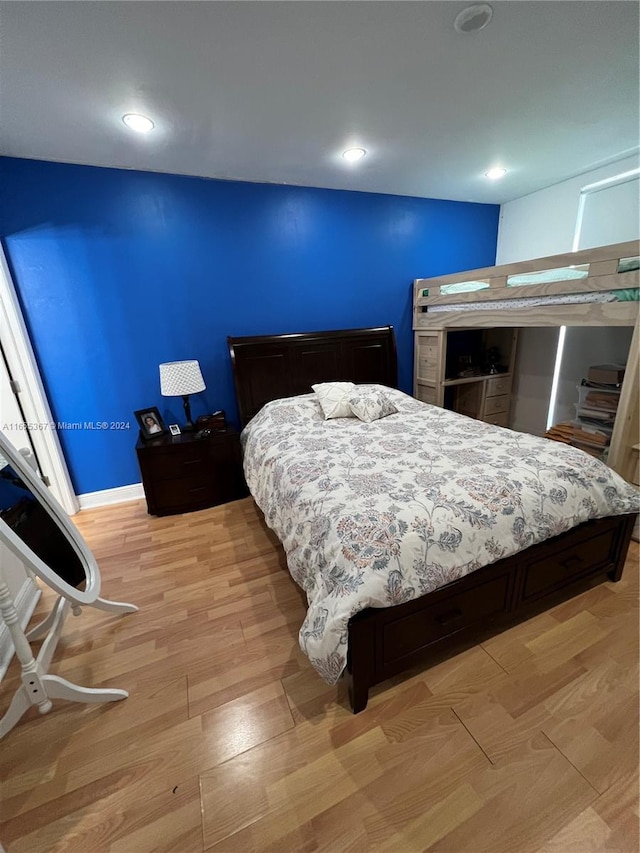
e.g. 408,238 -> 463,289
134,407 -> 167,440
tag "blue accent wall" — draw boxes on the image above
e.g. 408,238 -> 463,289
0,156 -> 499,494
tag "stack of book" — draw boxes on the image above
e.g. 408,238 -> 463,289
545,363 -> 624,458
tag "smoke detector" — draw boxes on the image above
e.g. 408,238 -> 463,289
454,4 -> 494,34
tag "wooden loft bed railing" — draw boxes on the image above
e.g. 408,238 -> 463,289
414,240 -> 639,329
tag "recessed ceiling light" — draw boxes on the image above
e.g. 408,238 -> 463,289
485,167 -> 507,180
122,113 -> 155,133
342,147 -> 367,163
454,4 -> 494,34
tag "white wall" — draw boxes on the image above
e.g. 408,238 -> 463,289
497,153 -> 639,436
496,154 -> 639,264
579,176 -> 640,251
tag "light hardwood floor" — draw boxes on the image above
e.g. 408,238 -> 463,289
1,498 -> 638,852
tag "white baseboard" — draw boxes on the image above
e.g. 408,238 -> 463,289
0,578 -> 41,680
78,482 -> 145,510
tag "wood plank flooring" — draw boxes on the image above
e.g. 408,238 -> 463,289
1,497 -> 638,852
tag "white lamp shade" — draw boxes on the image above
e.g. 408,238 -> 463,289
159,360 -> 206,396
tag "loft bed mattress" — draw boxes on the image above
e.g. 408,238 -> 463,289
427,288 -> 639,314
241,386 -> 639,684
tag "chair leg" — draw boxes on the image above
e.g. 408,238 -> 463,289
92,596 -> 138,615
26,603 -> 59,641
42,674 -> 128,704
0,687 -> 31,738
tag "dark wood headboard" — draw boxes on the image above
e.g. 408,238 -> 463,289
228,326 -> 398,426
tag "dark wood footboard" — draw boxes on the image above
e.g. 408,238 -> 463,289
346,513 -> 636,713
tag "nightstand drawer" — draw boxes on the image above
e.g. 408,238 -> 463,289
486,375 -> 512,397
151,475 -> 215,510
484,394 -> 509,416
142,446 -> 208,480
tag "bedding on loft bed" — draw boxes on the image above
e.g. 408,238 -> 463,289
241,385 -> 639,684
426,287 -> 639,315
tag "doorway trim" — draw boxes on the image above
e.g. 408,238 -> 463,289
0,244 -> 79,515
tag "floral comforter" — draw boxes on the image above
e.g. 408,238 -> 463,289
241,386 -> 639,684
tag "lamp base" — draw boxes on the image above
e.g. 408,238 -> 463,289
182,395 -> 196,431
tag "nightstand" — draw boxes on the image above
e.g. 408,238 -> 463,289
135,427 -> 248,516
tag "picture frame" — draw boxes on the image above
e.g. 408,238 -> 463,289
169,423 -> 181,436
134,407 -> 167,440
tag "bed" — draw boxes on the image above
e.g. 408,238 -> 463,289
228,326 -> 638,712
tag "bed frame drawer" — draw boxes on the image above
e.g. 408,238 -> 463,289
520,519 -> 620,602
380,572 -> 510,665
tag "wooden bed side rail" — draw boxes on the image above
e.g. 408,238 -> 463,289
346,513 -> 636,713
413,240 -> 639,301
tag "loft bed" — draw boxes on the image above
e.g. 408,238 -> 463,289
413,240 -> 640,485
414,240 -> 639,330
228,326 -> 637,712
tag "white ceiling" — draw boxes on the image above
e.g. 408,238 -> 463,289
1,1 -> 638,204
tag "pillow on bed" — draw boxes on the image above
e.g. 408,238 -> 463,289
347,389 -> 398,423
312,381 -> 356,419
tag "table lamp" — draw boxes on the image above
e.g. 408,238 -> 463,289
159,360 -> 206,431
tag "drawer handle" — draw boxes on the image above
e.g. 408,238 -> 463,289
560,555 -> 583,570
188,486 -> 207,494
436,607 -> 463,627
183,459 -> 201,466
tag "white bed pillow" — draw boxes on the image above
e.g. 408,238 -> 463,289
312,381 -> 356,419
347,389 -> 398,423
